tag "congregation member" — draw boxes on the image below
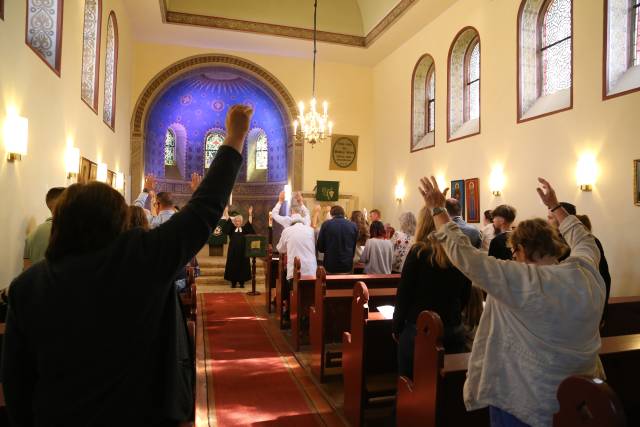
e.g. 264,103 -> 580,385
369,208 -> 382,223
349,210 -> 369,263
393,207 -> 470,378
276,207 -> 317,282
127,205 -> 150,230
488,204 -> 517,261
23,187 -> 65,269
317,205 -> 358,274
391,211 -> 416,273
360,221 -> 393,274
134,178 -> 178,228
271,190 -> 310,228
222,205 -> 255,288
445,198 -> 481,248
2,105 -> 252,426
480,209 -> 495,251
419,175 -> 605,427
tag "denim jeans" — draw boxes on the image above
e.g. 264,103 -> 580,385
489,406 -> 531,427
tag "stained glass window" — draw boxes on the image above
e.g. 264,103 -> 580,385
256,133 -> 268,170
426,67 -> 436,133
205,131 -> 225,168
165,129 -> 176,166
634,1 -> 640,66
81,0 -> 101,111
103,12 -> 118,130
466,41 -> 480,121
541,0 -> 572,96
26,0 -> 63,74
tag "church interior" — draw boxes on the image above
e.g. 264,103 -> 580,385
1,0 -> 640,426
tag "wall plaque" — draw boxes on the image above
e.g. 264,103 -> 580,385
330,134 -> 358,171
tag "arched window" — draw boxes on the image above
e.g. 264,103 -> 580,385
81,0 -> 102,112
103,12 -> 118,130
164,129 -> 176,166
604,0 -> 640,99
518,0 -> 572,121
410,54 -> 435,152
204,129 -> 225,168
255,133 -> 268,170
448,27 -> 481,142
26,0 -> 63,75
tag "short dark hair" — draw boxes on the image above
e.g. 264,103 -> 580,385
47,182 -> 128,261
156,192 -> 174,208
370,209 -> 381,216
484,210 -> 493,221
46,187 -> 66,210
560,202 -> 577,215
127,206 -> 149,230
445,198 -> 462,216
492,205 -> 517,223
330,205 -> 345,217
369,221 -> 386,238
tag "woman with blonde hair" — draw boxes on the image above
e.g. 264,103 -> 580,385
392,206 -> 471,378
391,211 -> 416,273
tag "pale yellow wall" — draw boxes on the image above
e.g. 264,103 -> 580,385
0,0 -> 134,287
372,0 -> 640,296
130,42 -> 374,210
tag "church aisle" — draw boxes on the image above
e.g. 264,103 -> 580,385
200,293 -> 345,426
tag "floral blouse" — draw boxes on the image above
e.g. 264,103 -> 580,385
392,231 -> 413,273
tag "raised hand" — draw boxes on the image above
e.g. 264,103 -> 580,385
248,205 -> 254,215
190,172 -> 202,192
536,177 -> 559,209
418,176 -> 449,210
225,105 -> 254,153
295,191 -> 304,205
278,191 -> 285,204
144,174 -> 156,192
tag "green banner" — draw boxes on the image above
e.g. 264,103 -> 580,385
315,181 -> 340,201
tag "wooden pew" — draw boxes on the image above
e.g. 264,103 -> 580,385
262,245 -> 278,313
289,257 -> 316,351
309,267 -> 400,382
554,376 -> 627,427
275,252 -> 289,329
600,334 -> 640,425
342,282 -> 397,427
601,296 -> 640,337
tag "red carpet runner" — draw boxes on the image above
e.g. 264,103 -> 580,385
203,293 -> 323,426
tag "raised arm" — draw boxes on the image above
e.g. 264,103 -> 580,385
271,191 -> 290,227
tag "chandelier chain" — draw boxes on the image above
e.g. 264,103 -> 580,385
313,0 -> 317,98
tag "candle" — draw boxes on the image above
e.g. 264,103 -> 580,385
268,211 -> 273,227
229,192 -> 233,205
293,120 -> 298,135
323,101 -> 328,116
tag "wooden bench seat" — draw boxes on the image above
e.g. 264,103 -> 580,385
262,245 -> 278,314
289,257 -> 316,351
601,296 -> 640,337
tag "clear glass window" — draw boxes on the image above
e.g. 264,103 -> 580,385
541,0 -> 572,95
255,133 -> 268,170
426,68 -> 436,133
466,41 -> 480,121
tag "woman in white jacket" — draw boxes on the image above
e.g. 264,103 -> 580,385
418,176 -> 605,427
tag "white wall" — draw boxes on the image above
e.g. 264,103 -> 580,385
0,0 -> 134,287
371,0 -> 640,296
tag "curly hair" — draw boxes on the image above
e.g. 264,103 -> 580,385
509,218 -> 566,262
398,211 -> 417,236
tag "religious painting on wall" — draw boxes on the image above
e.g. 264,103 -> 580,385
316,181 -> 340,202
79,157 -> 93,184
329,135 -> 358,171
89,162 -> 98,181
465,178 -> 480,223
634,160 -> 640,206
451,179 -> 465,219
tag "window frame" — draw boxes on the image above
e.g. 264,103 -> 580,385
603,0 -> 640,100
164,128 -> 177,166
410,53 -> 436,152
24,0 -> 64,76
426,64 -> 436,134
103,11 -> 118,131
204,129 -> 225,170
80,0 -> 102,113
1,0 -> 4,20
255,132 -> 268,170
463,38 -> 480,123
537,0 -> 572,98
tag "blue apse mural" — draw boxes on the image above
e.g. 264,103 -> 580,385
145,67 -> 289,182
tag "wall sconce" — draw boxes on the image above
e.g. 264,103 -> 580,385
284,183 -> 292,202
489,166 -> 505,197
576,153 -> 597,192
65,145 -> 80,180
3,113 -> 28,162
96,162 -> 108,182
394,181 -> 406,204
436,175 -> 447,193
115,171 -> 125,192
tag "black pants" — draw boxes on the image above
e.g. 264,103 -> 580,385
231,281 -> 245,288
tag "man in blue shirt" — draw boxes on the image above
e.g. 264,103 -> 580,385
445,198 -> 482,248
317,205 -> 358,273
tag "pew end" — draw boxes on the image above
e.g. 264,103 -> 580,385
554,376 -> 627,427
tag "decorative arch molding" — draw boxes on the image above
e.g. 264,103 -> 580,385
130,53 -> 302,200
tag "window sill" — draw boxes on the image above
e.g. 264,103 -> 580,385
605,65 -> 640,99
411,132 -> 435,152
449,118 -> 479,142
519,88 -> 571,122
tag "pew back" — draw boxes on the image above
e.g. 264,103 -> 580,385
554,376 -> 627,427
290,257 -> 316,351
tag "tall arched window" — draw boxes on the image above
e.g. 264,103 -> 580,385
255,133 -> 268,170
164,129 -> 176,166
410,54 -> 435,152
26,0 -> 63,75
448,27 -> 481,142
204,129 -> 225,169
81,0 -> 101,112
103,12 -> 118,130
518,0 -> 572,121
604,0 -> 640,99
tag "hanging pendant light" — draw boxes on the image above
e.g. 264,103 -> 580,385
293,0 -> 333,147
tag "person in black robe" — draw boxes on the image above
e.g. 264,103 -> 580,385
223,205 -> 255,288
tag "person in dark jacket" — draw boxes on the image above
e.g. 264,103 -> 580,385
316,205 -> 358,273
1,105 -> 253,427
393,206 -> 471,379
488,204 -> 517,261
222,206 -> 255,288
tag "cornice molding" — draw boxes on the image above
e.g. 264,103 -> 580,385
161,0 -> 417,48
